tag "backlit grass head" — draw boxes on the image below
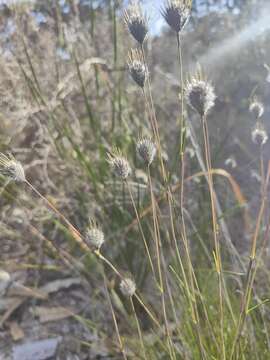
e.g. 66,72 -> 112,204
185,70 -> 216,117
124,1 -> 148,45
252,122 -> 268,146
161,0 -> 192,34
120,277 -> 136,297
127,48 -> 147,88
85,220 -> 105,250
0,153 -> 26,183
249,97 -> 264,119
136,136 -> 156,166
107,148 -> 132,181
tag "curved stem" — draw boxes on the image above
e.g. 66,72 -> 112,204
24,178 -> 160,329
25,179 -> 88,250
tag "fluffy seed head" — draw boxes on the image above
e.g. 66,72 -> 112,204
124,1 -> 148,44
0,270 -> 10,283
252,122 -> 268,146
0,153 -> 26,182
224,157 -> 237,169
161,0 -> 191,33
107,148 -> 131,180
85,220 -> 104,250
185,72 -> 216,117
249,98 -> 264,119
120,277 -> 136,297
0,270 -> 11,295
136,137 -> 156,166
127,49 -> 147,88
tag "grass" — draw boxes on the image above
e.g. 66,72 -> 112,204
0,0 -> 270,359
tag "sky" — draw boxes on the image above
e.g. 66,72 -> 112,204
123,0 -> 242,35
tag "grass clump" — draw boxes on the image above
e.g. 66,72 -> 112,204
0,1 -> 270,359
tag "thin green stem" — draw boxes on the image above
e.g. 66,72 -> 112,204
230,162 -> 270,359
126,180 -> 156,278
147,166 -> 177,360
23,179 -> 161,331
103,271 -> 128,360
130,297 -> 147,360
202,116 -> 225,360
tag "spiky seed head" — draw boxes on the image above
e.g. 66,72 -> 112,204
107,148 -> 131,180
85,220 -> 104,250
127,49 -> 147,88
161,0 -> 191,33
120,277 -> 136,297
0,153 -> 26,182
224,157 -> 237,169
124,1 -> 148,44
185,72 -> 216,117
249,98 -> 264,119
136,137 -> 156,166
252,122 -> 268,146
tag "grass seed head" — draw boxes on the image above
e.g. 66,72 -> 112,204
120,277 -> 136,297
124,1 -> 148,44
161,0 -> 191,33
0,270 -> 11,295
85,220 -> 105,250
249,98 -> 264,119
252,122 -> 268,146
0,153 -> 26,182
185,72 -> 216,117
0,270 -> 10,283
136,137 -> 156,166
107,148 -> 131,180
127,49 -> 147,88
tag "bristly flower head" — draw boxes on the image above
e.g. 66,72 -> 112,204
249,97 -> 264,119
161,0 -> 192,33
185,70 -> 216,117
120,277 -> 136,297
127,49 -> 147,88
124,1 -> 148,45
252,122 -> 268,146
0,153 -> 26,182
85,220 -> 104,250
136,137 -> 156,166
107,148 -> 131,180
